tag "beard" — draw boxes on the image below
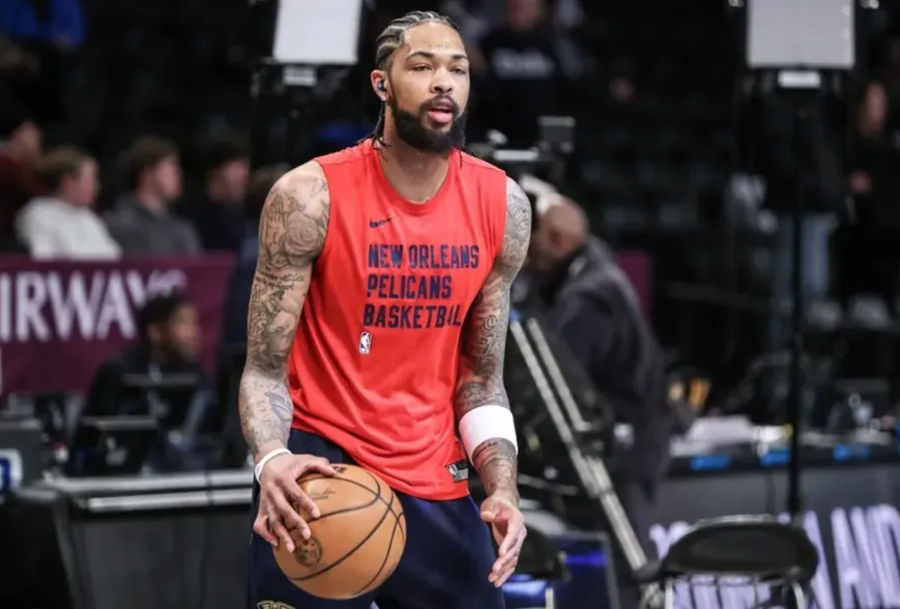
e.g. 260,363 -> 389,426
388,95 -> 467,154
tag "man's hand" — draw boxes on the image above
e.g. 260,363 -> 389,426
481,492 -> 527,587
253,453 -> 336,553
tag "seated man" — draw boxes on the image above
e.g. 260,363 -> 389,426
80,293 -> 212,472
16,146 -> 119,259
515,196 -> 673,606
180,132 -> 251,252
104,137 -> 201,257
520,198 -> 671,486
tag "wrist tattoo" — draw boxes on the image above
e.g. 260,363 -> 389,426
472,438 -> 518,501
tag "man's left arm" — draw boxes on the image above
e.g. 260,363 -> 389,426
455,176 -> 532,587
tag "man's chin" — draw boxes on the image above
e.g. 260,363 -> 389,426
422,119 -> 453,133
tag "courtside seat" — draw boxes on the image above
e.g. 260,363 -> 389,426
636,515 -> 818,609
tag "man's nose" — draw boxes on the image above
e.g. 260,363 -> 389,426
432,70 -> 453,95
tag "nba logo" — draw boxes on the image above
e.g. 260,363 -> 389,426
359,331 -> 372,355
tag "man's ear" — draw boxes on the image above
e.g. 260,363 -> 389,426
549,228 -> 565,249
370,70 -> 389,101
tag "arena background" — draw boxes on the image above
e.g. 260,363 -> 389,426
1,1 -> 900,608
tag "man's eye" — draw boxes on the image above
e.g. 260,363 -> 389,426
413,65 -> 430,72
452,67 -> 468,75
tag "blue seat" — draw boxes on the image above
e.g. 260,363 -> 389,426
504,575 -> 556,609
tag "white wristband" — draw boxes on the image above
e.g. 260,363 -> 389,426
254,448 -> 291,483
458,405 -> 518,461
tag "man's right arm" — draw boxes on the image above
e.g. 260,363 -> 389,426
239,162 -> 337,550
238,162 -> 329,463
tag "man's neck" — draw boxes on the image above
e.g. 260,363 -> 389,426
538,245 -> 585,301
134,189 -> 166,215
206,182 -> 236,207
377,128 -> 451,203
858,121 -> 883,140
147,346 -> 169,366
54,190 -> 79,208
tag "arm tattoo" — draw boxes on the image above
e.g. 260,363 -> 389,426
472,439 -> 519,501
455,177 -> 531,499
239,169 -> 329,459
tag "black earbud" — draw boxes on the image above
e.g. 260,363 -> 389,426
377,81 -> 386,92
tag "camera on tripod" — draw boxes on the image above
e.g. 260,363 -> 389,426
468,115 -> 576,187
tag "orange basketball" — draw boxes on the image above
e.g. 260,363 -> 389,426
273,464 -> 406,599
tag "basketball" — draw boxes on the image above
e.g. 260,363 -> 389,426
272,463 -> 407,599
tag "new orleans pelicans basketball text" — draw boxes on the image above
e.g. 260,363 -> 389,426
363,243 -> 481,330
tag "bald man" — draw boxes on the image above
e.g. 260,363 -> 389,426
516,197 -> 672,607
521,196 -> 670,475
528,196 -> 590,274
526,197 -> 638,314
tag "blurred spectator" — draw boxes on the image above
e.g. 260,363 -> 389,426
0,100 -> 42,250
15,146 -> 118,259
105,136 -> 201,257
443,0 -> 584,78
182,133 -> 251,252
444,0 -> 584,42
839,81 -> 900,313
753,93 -> 844,349
80,292 -> 212,472
474,0 -> 585,146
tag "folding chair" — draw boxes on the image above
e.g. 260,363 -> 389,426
636,515 -> 819,609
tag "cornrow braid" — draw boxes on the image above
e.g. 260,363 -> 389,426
370,11 -> 460,145
374,11 -> 459,70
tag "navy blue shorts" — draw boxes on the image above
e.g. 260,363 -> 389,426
248,429 -> 506,609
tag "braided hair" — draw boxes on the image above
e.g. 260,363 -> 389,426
370,11 -> 460,145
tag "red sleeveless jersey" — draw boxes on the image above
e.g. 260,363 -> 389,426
287,140 -> 508,500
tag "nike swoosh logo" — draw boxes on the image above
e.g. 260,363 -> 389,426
369,217 -> 393,228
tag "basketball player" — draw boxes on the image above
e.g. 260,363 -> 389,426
241,11 -> 531,608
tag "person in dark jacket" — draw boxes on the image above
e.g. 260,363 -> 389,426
0,101 -> 43,250
515,196 -> 672,609
105,137 -> 201,257
181,133 -> 251,252
522,197 -> 672,488
839,81 -> 900,313
473,0 -> 585,146
80,293 -> 212,472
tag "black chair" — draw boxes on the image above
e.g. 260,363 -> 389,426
636,515 -> 819,609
